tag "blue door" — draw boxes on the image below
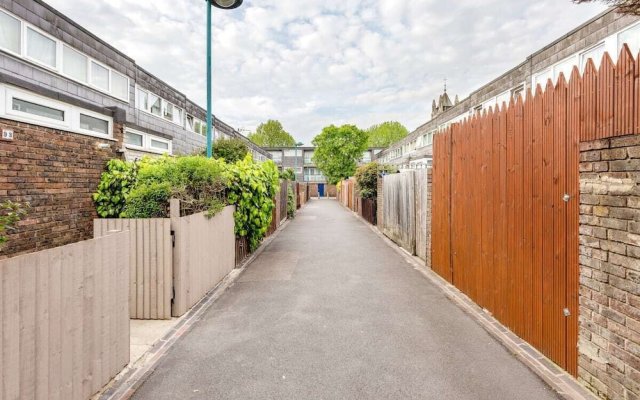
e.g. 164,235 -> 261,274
318,184 -> 325,197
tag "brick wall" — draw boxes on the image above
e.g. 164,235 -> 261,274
579,134 -> 640,400
377,177 -> 384,228
0,119 -> 122,258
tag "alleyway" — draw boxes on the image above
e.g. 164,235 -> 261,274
131,199 -> 559,400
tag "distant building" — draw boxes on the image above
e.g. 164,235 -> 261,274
377,8 -> 640,170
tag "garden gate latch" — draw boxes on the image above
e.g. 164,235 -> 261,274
171,230 -> 175,248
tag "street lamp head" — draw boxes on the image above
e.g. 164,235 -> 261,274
295,142 -> 304,147
211,0 -> 243,9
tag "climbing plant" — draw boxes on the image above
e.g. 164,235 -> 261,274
225,155 -> 280,251
93,159 -> 139,218
287,182 -> 296,219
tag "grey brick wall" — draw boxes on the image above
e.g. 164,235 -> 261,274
579,135 -> 640,400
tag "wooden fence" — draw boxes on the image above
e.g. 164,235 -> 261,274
431,46 -> 640,376
94,219 -> 172,320
95,203 -> 236,319
171,204 -> 235,317
414,170 -> 429,261
382,171 -> 416,254
360,198 -> 377,225
0,231 -> 130,400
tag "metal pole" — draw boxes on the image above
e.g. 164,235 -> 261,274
206,0 -> 213,158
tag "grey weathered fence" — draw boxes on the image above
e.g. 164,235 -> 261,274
382,171 -> 416,254
414,170 -> 429,261
0,231 -> 130,400
94,203 -> 236,319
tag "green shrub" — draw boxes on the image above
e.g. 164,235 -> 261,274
279,168 -> 295,181
226,156 -> 280,251
0,200 -> 29,248
287,182 -> 296,219
354,162 -> 379,199
198,138 -> 249,163
93,159 -> 138,217
122,181 -> 172,218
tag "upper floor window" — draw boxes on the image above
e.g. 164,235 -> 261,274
0,10 -> 129,102
619,23 -> 640,56
136,86 -> 185,127
580,43 -> 605,70
0,11 -> 20,54
26,27 -> 56,68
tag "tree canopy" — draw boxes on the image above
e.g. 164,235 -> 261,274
366,121 -> 409,148
248,120 -> 296,147
573,0 -> 640,15
212,138 -> 249,163
312,124 -> 368,185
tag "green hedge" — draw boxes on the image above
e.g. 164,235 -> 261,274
94,154 -> 280,251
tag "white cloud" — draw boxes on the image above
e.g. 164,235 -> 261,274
48,0 -> 607,144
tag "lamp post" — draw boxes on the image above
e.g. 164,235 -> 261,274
205,0 -> 243,158
294,141 -> 304,182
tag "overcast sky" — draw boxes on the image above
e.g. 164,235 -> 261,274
48,0 -> 607,144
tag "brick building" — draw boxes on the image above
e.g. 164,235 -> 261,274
0,0 -> 269,257
377,8 -> 640,169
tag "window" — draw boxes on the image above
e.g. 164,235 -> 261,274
495,90 -> 511,107
111,71 -> 128,100
553,56 -> 578,81
62,45 -> 88,83
124,130 -> 144,147
194,119 -> 202,135
173,106 -> 183,125
91,61 -> 109,91
533,69 -> 552,89
164,102 -> 174,121
150,138 -> 169,151
80,114 -> 109,135
284,149 -> 298,157
270,151 -> 282,162
581,43 -> 605,70
304,151 -> 314,163
12,98 -> 64,121
137,87 -> 148,110
124,128 -> 172,154
0,10 -> 21,54
618,23 -> 640,56
511,84 -> 525,100
26,27 -> 56,68
2,84 -> 113,138
149,93 -> 161,116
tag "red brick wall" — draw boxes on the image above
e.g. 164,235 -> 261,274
0,119 -> 123,258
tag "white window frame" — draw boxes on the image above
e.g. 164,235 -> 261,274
123,127 -> 173,155
0,83 -> 114,140
0,9 -> 129,103
135,85 -> 184,128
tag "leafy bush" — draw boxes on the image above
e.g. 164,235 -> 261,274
121,156 -> 228,218
355,162 -> 379,199
226,156 -> 280,251
93,159 -> 138,217
287,182 -> 296,219
279,168 -> 295,181
0,201 -> 29,248
212,138 -> 249,163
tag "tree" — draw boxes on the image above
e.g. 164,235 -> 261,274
212,138 -> 249,163
312,124 -> 368,185
366,121 -> 409,148
573,0 -> 640,14
354,162 -> 379,199
248,120 -> 296,147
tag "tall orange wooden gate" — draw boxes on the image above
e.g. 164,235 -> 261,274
432,47 -> 640,376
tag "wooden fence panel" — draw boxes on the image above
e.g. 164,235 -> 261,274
382,171 -> 416,254
0,232 -> 130,400
94,218 -> 172,320
172,205 -> 235,317
430,48 -> 640,375
414,170 -> 429,261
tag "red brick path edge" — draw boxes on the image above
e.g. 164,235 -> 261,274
96,219 -> 290,400
351,208 -> 599,400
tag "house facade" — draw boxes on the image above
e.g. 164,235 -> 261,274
376,8 -> 640,169
0,0 -> 269,257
